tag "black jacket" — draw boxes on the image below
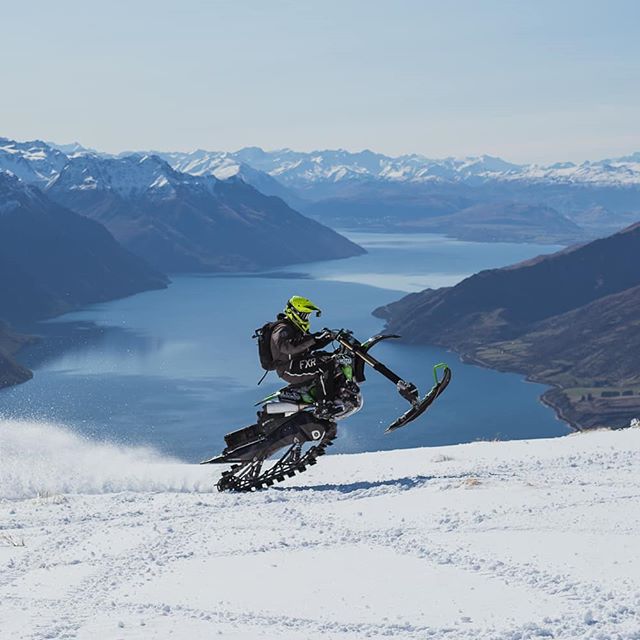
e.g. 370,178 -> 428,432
270,317 -> 317,374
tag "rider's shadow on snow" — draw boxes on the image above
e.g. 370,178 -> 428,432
273,474 -> 437,494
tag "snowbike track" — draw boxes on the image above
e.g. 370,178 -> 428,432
1,421 -> 640,638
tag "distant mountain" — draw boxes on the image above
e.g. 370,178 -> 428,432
232,149 -> 526,188
46,140 -> 99,156
392,202 -> 584,244
47,154 -> 364,272
0,137 -> 69,185
375,222 -> 640,429
5,136 -> 640,243
13,137 -> 640,192
160,147 -> 640,241
0,136 -> 364,271
0,171 -> 168,323
303,182 -> 473,224
156,150 -> 302,207
0,170 -> 168,388
305,190 -> 586,243
186,147 -> 640,189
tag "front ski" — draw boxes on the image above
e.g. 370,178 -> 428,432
385,363 -> 451,433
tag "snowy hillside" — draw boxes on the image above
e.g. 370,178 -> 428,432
2,420 -> 640,639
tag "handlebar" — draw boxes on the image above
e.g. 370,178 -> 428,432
321,328 -> 353,340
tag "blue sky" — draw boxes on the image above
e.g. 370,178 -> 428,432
2,0 -> 639,162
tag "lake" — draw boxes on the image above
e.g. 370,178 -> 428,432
0,232 -> 569,461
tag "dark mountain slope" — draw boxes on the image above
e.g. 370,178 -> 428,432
375,222 -> 640,428
0,172 -> 168,324
48,155 -> 364,273
376,222 -> 640,350
471,285 -> 640,429
473,284 -> 640,388
0,172 -> 168,388
303,181 -> 472,226
394,202 -> 583,244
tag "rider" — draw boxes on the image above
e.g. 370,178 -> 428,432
270,296 -> 336,417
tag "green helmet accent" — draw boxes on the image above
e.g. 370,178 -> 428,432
284,295 -> 322,333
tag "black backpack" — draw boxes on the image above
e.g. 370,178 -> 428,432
253,320 -> 286,371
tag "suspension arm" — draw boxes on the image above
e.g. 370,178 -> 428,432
342,339 -> 402,384
336,336 -> 419,403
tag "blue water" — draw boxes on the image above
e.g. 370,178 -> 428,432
0,233 -> 569,461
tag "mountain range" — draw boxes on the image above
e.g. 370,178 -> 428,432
390,202 -> 582,243
46,153 -> 363,272
154,146 -> 640,188
374,222 -> 640,429
5,138 -> 640,243
10,138 -> 640,191
34,140 -> 640,243
0,138 -> 364,272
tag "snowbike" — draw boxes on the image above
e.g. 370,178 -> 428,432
201,329 -> 451,492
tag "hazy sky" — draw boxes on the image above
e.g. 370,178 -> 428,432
2,0 -> 639,163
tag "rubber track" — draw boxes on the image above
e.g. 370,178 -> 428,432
216,426 -> 337,492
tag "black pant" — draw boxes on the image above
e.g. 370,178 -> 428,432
279,354 -> 334,402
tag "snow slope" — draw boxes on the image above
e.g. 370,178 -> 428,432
1,420 -> 640,639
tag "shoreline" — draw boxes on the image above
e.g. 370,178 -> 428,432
456,349 -> 578,431
0,326 -> 36,390
458,347 -> 639,431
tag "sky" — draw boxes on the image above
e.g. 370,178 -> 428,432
2,0 -> 639,163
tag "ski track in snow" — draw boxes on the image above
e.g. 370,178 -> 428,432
1,420 -> 640,639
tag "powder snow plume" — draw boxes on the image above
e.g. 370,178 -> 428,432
0,419 -> 213,500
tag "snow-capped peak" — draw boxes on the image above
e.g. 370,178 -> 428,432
156,147 -> 640,188
4,136 -> 640,192
0,137 -> 69,185
48,153 -> 217,198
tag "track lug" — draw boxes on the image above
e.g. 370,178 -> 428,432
214,422 -> 338,492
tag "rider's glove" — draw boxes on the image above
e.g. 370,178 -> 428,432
313,330 -> 334,349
